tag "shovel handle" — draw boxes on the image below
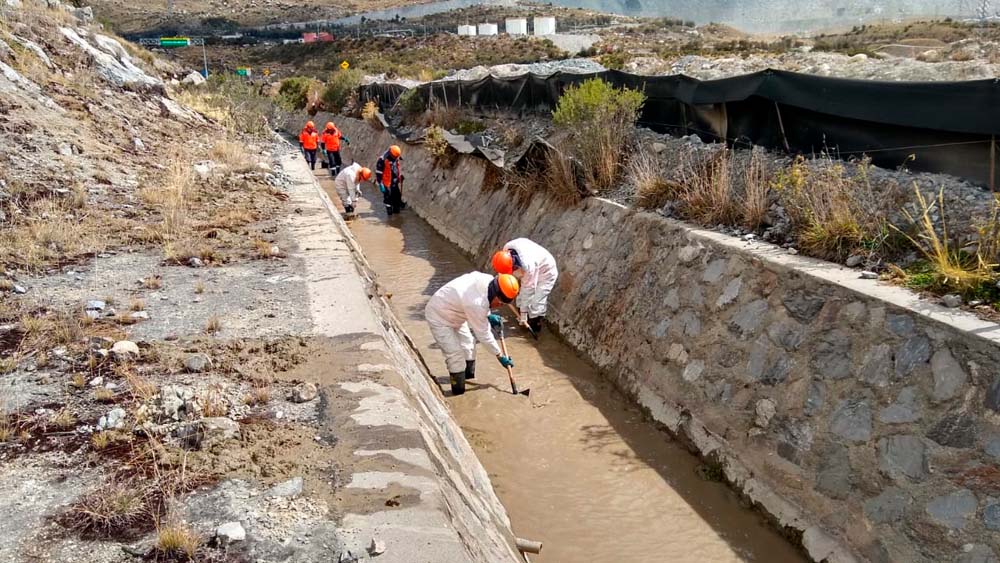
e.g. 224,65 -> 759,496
498,322 -> 520,395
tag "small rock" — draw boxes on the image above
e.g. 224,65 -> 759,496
98,407 -> 126,430
266,476 -> 304,498
188,257 -> 204,268
58,143 -> 73,156
742,233 -> 756,241
845,255 -> 863,267
12,284 -> 27,294
183,353 -> 212,373
651,142 -> 667,154
291,382 -> 318,403
860,271 -> 879,280
368,538 -> 386,557
133,137 -> 145,151
754,398 -> 777,428
130,311 -> 150,321
942,294 -> 963,308
786,248 -> 798,255
215,522 -> 246,544
89,376 -> 104,387
110,340 -> 140,361
182,71 -> 207,86
85,300 -> 106,311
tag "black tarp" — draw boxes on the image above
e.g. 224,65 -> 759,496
358,69 -> 1000,186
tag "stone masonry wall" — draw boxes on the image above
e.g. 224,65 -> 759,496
310,115 -> 1000,563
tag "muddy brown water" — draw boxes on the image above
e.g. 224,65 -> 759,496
324,178 -> 806,563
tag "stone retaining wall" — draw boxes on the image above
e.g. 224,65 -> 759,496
303,115 -> 1000,563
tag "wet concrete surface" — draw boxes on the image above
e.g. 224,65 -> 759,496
318,172 -> 808,563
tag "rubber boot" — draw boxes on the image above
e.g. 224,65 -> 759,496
449,371 -> 466,396
464,360 -> 476,380
527,316 -> 544,335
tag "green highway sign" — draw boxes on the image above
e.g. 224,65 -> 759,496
236,67 -> 252,77
159,37 -> 191,47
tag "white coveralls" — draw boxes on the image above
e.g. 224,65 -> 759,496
333,162 -> 365,208
504,238 -> 558,321
424,272 -> 503,374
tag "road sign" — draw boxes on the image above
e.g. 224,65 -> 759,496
159,36 -> 191,48
263,68 -> 271,76
236,67 -> 252,77
340,60 -> 350,70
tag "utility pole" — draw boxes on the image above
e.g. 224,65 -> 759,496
167,0 -> 174,17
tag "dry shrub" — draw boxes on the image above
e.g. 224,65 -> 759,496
244,384 -> 272,407
253,239 -> 277,259
630,150 -> 676,209
361,100 -> 380,127
95,388 -> 117,403
208,209 -> 255,230
950,49 -> 975,61
143,276 -> 163,290
121,365 -> 156,402
543,147 -> 584,207
49,407 -> 77,430
200,387 -> 228,417
773,155 -> 896,260
64,481 -> 151,538
552,78 -> 645,193
194,281 -> 205,295
70,373 -> 87,389
204,316 -> 222,335
740,148 -> 770,230
129,298 -> 145,312
671,146 -> 741,225
421,100 -> 460,129
424,125 -> 453,167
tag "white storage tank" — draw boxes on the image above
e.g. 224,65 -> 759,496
457,25 -> 477,36
505,18 -> 528,35
533,16 -> 556,35
478,23 -> 498,36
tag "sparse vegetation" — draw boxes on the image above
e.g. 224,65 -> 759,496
194,281 -> 206,295
205,316 -> 222,335
155,516 -> 202,561
176,74 -> 277,137
424,125 -> 450,165
277,76 -> 321,111
244,384 -> 272,407
552,78 -> 646,193
321,68 -> 363,112
143,276 -> 163,290
65,481 -> 150,538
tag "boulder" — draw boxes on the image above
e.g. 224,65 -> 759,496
182,71 -> 206,86
266,476 -> 304,499
291,382 -> 318,403
215,522 -> 246,544
183,353 -> 212,373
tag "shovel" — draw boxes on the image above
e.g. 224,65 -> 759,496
507,303 -> 538,340
498,320 -> 530,397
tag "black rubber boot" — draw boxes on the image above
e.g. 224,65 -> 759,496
464,360 -> 476,380
527,316 -> 544,335
449,371 -> 466,396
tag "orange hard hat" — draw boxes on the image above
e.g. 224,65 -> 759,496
492,250 -> 514,275
389,145 -> 402,158
325,122 -> 335,130
497,274 -> 520,301
306,121 -> 315,129
358,167 -> 372,181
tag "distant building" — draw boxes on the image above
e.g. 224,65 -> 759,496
505,18 -> 528,35
457,24 -> 477,36
533,16 -> 556,35
478,23 -> 498,36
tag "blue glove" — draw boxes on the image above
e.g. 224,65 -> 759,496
379,183 -> 388,194
498,355 -> 514,368
343,137 -> 351,145
487,314 -> 502,328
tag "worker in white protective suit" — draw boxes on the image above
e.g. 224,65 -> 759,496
424,272 -> 520,396
492,238 -> 559,335
333,163 -> 371,216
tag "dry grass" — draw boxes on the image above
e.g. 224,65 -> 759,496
121,365 -> 157,402
0,279 -> 13,292
194,281 -> 205,295
362,100 -> 379,126
672,146 -> 741,226
65,481 -> 150,538
200,387 -> 228,418
896,185 -> 992,292
211,140 -> 253,172
141,161 -> 192,247
20,311 -> 83,349
155,516 -> 202,560
773,155 -> 897,260
70,373 -> 87,389
0,356 -> 17,375
129,298 -> 146,312
143,276 -> 163,290
207,208 -> 255,230
91,429 -> 128,450
252,239 -> 278,259
740,148 -> 769,231
95,388 -> 117,403
244,384 -> 271,407
204,316 -> 222,335
424,125 -> 450,162
49,407 -> 77,430
630,150 -> 676,210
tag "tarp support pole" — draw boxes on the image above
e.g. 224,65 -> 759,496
681,104 -> 689,135
991,134 -> 996,192
775,101 -> 791,153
